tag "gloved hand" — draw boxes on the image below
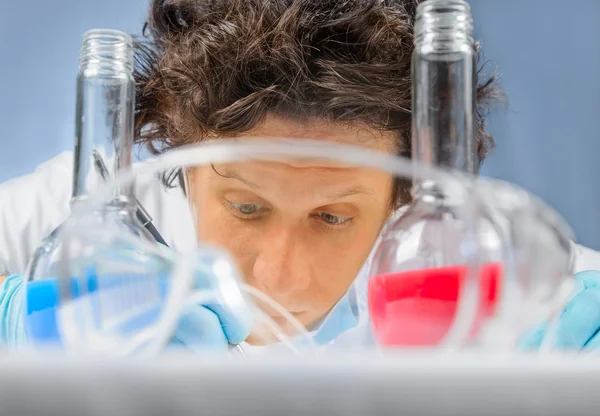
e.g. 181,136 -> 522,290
0,272 -> 251,353
169,298 -> 250,353
519,270 -> 600,350
0,274 -> 27,347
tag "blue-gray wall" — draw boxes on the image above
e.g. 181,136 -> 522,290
470,0 -> 600,249
1,0 -> 599,249
0,0 -> 148,171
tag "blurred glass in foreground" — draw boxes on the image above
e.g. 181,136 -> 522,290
367,0 -> 573,351
26,29 -> 154,290
22,138 -> 533,356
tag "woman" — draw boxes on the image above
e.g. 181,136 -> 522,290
2,0 -> 600,351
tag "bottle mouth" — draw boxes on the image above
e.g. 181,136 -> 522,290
414,0 -> 474,47
79,29 -> 134,73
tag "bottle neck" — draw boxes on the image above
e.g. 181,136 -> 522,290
71,29 -> 135,208
411,0 -> 477,198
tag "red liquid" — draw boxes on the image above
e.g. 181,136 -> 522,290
368,263 -> 502,346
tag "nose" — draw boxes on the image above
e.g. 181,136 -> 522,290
252,224 -> 311,297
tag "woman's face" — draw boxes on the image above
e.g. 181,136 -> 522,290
187,115 -> 397,344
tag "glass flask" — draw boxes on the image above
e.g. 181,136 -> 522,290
367,175 -> 577,350
25,29 -> 155,292
27,138 -> 484,356
470,178 -> 576,349
366,1 -> 576,352
25,216 -> 252,356
367,0 -> 538,350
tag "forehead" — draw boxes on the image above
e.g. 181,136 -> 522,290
214,160 -> 382,187
189,115 -> 399,204
201,159 -> 394,211
241,114 -> 399,154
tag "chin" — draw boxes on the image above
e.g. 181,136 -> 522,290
244,332 -> 277,346
243,314 -> 309,346
243,310 -> 330,346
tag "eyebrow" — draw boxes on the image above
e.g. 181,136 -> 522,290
214,167 -> 262,189
215,167 -> 376,201
323,185 -> 376,201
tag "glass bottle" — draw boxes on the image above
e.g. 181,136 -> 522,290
368,0 -> 503,348
23,30 -> 255,353
25,29 -> 153,284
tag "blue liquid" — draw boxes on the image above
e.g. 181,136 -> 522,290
24,273 -> 169,346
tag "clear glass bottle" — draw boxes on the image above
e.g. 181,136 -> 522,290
411,0 -> 477,185
26,29 -> 153,284
368,0 -> 503,348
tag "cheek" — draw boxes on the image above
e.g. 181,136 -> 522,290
296,225 -> 381,329
308,222 -> 384,301
194,197 -> 259,275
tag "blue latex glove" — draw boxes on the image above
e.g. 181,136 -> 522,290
0,273 -> 250,353
519,270 -> 600,350
0,274 -> 27,347
169,300 -> 249,353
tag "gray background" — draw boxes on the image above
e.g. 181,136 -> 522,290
0,0 -> 598,249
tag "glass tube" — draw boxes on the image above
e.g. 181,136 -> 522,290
412,0 -> 477,189
26,30 -> 151,289
72,29 -> 136,206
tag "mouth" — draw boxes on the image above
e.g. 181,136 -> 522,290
266,312 -> 308,331
266,310 -> 307,324
245,286 -> 309,318
271,310 -> 306,317
251,292 -> 307,315
285,309 -> 306,314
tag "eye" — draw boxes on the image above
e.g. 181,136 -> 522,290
230,202 -> 262,215
317,211 -> 351,226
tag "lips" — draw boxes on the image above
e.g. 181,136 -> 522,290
269,310 -> 306,317
265,310 -> 307,323
245,284 -> 309,315
284,309 -> 306,314
267,312 -> 307,327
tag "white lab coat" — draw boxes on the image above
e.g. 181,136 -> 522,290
0,152 -> 196,274
2,151 -> 600,277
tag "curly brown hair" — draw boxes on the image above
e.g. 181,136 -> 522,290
133,0 -> 500,201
